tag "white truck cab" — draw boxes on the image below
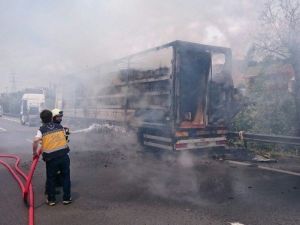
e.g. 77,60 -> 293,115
20,93 -> 45,126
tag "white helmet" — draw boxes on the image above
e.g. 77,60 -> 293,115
52,108 -> 63,117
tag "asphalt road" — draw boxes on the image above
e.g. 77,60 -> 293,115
0,116 -> 300,225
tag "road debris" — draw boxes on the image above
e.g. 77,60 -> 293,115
252,155 -> 277,163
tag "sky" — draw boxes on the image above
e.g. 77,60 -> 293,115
0,0 -> 264,92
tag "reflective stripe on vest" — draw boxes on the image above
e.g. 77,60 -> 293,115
42,130 -> 68,153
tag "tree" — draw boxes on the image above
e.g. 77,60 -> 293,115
255,0 -> 300,135
232,59 -> 296,135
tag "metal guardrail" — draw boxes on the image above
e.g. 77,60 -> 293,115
228,132 -> 300,146
3,113 -> 19,118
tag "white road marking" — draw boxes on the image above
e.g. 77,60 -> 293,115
228,160 -> 300,177
1,116 -> 19,123
0,127 -> 7,132
229,223 -> 245,225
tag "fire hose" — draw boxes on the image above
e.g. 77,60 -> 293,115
0,149 -> 42,225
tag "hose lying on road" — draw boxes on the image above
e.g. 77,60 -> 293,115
0,149 -> 41,225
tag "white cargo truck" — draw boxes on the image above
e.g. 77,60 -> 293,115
20,92 -> 45,126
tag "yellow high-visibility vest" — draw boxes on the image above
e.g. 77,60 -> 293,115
42,130 -> 68,153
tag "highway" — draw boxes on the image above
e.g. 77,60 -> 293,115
0,116 -> 36,154
0,116 -> 300,225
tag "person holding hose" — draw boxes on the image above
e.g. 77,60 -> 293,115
44,108 -> 69,195
52,108 -> 70,142
33,109 -> 72,206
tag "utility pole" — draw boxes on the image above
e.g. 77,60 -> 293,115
10,73 -> 17,93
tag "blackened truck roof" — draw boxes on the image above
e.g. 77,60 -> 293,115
117,40 -> 232,62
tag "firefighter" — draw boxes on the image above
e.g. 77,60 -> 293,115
52,108 -> 63,124
33,109 -> 72,206
44,108 -> 69,196
52,108 -> 70,142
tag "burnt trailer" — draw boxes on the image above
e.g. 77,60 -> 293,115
64,40 -> 237,151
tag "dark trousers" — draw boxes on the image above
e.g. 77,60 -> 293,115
45,171 -> 63,195
46,154 -> 71,201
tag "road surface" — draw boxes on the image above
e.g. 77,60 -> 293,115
0,116 -> 300,225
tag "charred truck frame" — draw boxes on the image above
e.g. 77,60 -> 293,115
64,40 -> 236,151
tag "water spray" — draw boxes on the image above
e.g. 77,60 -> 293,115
71,123 -> 127,134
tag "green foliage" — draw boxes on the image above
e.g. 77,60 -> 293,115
0,92 -> 23,115
0,88 -> 57,115
231,104 -> 256,132
232,65 -> 296,136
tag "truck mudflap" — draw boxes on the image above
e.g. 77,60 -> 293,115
175,136 -> 227,150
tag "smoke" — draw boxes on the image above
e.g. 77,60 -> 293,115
123,148 -> 234,205
177,151 -> 194,168
68,124 -> 233,206
0,0 -> 264,91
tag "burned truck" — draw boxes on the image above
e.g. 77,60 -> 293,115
63,40 -> 239,150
